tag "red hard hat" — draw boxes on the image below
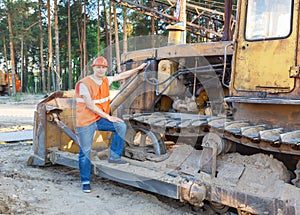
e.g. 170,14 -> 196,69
92,56 -> 108,67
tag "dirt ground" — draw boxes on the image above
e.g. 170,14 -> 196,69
0,94 -> 201,215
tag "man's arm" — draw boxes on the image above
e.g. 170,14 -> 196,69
82,94 -> 123,123
112,63 -> 147,82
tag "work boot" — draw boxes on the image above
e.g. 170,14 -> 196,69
96,148 -> 109,160
82,184 -> 91,193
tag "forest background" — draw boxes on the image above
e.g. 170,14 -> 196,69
0,0 -> 232,95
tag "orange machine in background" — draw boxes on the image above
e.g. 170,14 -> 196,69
0,70 -> 21,95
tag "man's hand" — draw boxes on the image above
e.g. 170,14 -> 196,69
137,63 -> 148,71
113,62 -> 149,82
107,115 -> 124,123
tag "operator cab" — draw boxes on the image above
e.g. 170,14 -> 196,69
231,0 -> 298,95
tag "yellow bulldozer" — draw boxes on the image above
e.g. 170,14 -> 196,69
28,0 -> 300,214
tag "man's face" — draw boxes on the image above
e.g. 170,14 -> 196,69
93,66 -> 108,79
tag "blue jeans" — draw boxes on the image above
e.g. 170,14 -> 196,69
76,118 -> 127,185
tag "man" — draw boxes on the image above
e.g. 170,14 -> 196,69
75,56 -> 147,193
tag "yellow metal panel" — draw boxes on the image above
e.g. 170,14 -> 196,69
121,48 -> 156,63
298,1 -> 300,66
157,41 -> 233,59
157,60 -> 181,96
232,0 -> 298,93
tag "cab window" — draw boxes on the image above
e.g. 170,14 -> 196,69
245,0 -> 293,40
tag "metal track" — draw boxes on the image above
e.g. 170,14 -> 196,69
124,112 -> 300,189
124,112 -> 300,156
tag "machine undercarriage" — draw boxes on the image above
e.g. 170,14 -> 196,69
28,0 -> 300,213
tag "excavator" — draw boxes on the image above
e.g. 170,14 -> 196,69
28,0 -> 300,214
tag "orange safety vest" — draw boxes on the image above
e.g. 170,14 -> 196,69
75,76 -> 110,127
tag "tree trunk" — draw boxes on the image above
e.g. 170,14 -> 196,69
22,21 -> 40,93
47,0 -> 52,92
113,4 -> 121,73
187,12 -> 191,43
123,7 -> 127,54
108,1 -> 113,72
2,35 -> 10,96
54,0 -> 61,91
102,0 -> 108,56
24,49 -> 29,92
97,0 -> 101,55
77,20 -> 83,79
7,5 -> 16,96
20,34 -> 24,92
151,0 -> 155,48
67,0 -> 73,89
39,0 -> 45,93
83,0 -> 88,77
222,0 -> 233,41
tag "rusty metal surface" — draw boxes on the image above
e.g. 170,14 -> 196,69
199,133 -> 225,178
44,145 -> 299,214
180,181 -> 206,207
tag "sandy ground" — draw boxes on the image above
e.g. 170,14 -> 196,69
0,94 -> 202,215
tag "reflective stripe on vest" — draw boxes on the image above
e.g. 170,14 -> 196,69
76,96 -> 110,104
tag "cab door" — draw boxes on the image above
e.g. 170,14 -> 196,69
232,0 -> 298,93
